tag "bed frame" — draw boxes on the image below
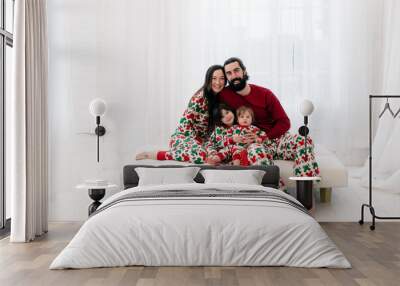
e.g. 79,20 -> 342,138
123,165 -> 280,189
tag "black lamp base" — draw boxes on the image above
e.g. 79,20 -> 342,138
95,126 -> 106,136
298,125 -> 309,136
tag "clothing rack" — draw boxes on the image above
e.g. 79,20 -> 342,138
359,95 -> 400,230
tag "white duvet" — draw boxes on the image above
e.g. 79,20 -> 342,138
50,183 -> 350,269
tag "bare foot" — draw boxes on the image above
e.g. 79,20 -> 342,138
135,151 -> 157,160
206,156 -> 221,165
232,159 -> 241,166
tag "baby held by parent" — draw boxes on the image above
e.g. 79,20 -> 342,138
206,104 -> 270,166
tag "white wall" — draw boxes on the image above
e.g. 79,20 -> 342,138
48,0 -> 384,221
48,0 -> 212,221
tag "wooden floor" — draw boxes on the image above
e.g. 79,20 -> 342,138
1,222 -> 399,286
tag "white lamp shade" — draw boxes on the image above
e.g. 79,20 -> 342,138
89,98 -> 107,117
299,99 -> 314,116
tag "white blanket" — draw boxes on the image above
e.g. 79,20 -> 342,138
50,183 -> 350,269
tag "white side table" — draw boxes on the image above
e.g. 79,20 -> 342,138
289,177 -> 321,210
76,183 -> 118,216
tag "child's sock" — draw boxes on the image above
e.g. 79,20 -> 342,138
239,150 -> 250,166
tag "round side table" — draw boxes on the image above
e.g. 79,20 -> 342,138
76,183 -> 118,216
289,177 -> 321,210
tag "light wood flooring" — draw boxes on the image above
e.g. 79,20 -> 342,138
1,222 -> 400,286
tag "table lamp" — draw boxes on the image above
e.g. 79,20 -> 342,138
89,98 -> 107,162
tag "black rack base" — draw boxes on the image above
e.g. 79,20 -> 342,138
359,203 -> 400,231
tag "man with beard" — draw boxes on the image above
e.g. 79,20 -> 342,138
219,57 -> 320,178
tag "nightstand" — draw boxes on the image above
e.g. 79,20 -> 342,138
289,176 -> 321,210
76,182 -> 118,216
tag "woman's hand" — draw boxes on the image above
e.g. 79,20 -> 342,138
244,133 -> 258,143
233,134 -> 248,144
236,133 -> 258,144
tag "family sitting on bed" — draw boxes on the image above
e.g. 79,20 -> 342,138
136,57 -> 320,178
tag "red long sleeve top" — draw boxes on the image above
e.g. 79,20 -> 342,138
219,85 -> 291,139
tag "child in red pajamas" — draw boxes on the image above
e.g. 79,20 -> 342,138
223,106 -> 271,166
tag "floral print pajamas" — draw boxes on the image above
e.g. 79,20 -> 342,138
248,132 -> 320,177
204,126 -> 232,163
224,125 -> 268,164
162,91 -> 208,164
161,90 -> 319,177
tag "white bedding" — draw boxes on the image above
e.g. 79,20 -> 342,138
50,183 -> 350,269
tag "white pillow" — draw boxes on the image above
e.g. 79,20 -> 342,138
136,167 -> 200,186
200,169 -> 265,185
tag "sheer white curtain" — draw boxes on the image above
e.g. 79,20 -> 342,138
356,0 -> 400,191
131,0 -> 382,164
10,0 -> 48,242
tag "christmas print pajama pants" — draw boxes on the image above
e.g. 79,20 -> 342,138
158,133 -> 207,164
247,132 -> 320,177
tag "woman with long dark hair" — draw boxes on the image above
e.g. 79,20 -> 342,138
136,65 -> 226,163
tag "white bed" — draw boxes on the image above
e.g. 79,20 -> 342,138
50,183 -> 350,269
